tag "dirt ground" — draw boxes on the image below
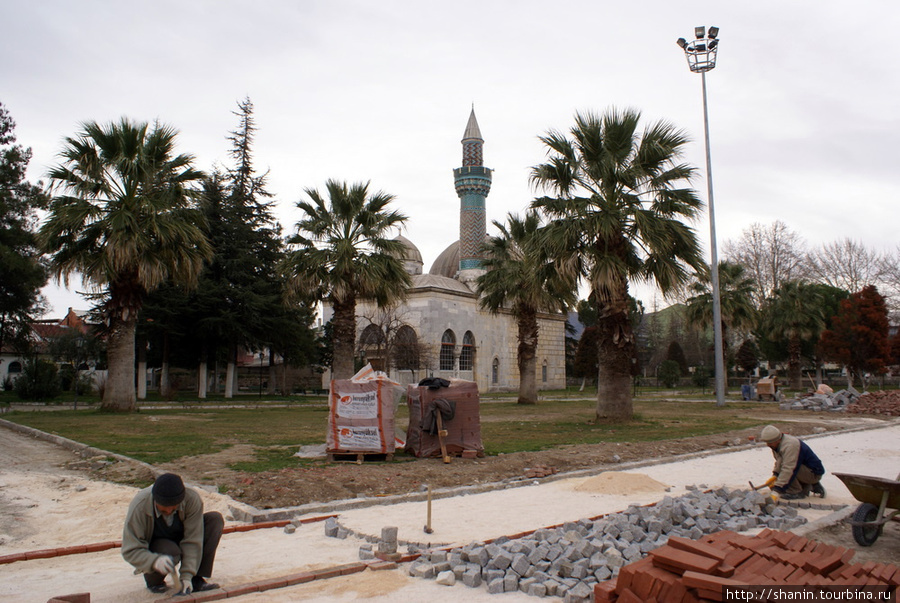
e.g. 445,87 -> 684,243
85,414 -> 871,510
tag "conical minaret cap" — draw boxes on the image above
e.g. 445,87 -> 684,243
462,106 -> 483,142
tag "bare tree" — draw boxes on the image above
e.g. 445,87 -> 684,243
806,238 -> 884,294
876,245 -> 900,319
723,221 -> 808,308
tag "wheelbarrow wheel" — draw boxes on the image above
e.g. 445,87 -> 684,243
851,502 -> 882,546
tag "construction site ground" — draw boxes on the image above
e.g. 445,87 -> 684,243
1,414 -> 899,602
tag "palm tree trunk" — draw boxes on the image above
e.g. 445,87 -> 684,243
332,296 -> 357,380
595,294 -> 634,422
225,345 -> 237,398
788,335 -> 802,389
517,312 -> 539,405
102,315 -> 137,411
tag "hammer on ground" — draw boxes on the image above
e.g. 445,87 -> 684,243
423,484 -> 433,534
749,476 -> 776,491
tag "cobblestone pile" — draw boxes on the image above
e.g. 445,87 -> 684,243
401,486 -> 810,602
781,387 -> 860,411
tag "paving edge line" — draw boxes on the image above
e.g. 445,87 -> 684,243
3,416 -> 897,524
0,517 -> 336,566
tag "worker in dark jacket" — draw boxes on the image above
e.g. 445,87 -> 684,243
122,473 -> 224,595
760,425 -> 826,501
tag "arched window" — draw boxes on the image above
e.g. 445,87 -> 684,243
394,325 -> 419,371
459,331 -> 475,371
7,361 -> 22,374
359,324 -> 386,370
359,324 -> 385,346
440,330 -> 456,371
542,359 -> 548,383
492,358 -> 499,384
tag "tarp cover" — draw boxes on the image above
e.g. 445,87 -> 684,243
405,378 -> 484,458
327,365 -> 403,453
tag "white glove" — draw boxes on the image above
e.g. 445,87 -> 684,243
152,555 -> 175,576
179,579 -> 193,595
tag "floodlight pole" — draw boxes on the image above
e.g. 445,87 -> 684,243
678,26 -> 726,406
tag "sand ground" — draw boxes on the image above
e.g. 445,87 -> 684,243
1,419 -> 898,603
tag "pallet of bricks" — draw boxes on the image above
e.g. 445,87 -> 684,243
594,529 -> 899,603
326,365 -> 404,462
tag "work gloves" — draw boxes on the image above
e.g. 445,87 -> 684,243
764,476 -> 777,488
178,579 -> 193,595
152,555 -> 175,576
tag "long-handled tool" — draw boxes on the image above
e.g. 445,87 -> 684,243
436,412 -> 450,464
424,484 -> 433,534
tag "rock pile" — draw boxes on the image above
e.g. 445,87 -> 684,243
780,387 -> 860,411
846,389 -> 900,416
403,487 -> 810,602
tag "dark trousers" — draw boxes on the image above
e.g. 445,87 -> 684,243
145,511 -> 224,587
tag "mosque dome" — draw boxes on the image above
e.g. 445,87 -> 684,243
429,240 -> 460,279
394,234 -> 423,275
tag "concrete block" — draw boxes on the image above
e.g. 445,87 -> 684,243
511,553 -> 530,576
435,570 -> 456,586
324,517 -> 339,537
491,549 -> 513,570
528,582 -> 548,597
359,545 -> 375,560
594,566 -> 612,581
504,570 -> 520,592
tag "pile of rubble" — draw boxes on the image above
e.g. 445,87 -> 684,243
845,389 -> 900,417
780,386 -> 860,411
399,486 -> 817,602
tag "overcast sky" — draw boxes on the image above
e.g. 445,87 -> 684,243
4,0 -> 898,317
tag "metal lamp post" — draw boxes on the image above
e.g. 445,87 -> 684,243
258,352 -> 265,398
677,26 -> 726,407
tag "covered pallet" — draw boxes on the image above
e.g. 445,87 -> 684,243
406,378 -> 484,458
327,367 -> 403,458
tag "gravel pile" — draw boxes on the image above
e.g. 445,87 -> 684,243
400,486 -> 809,602
781,387 -> 860,411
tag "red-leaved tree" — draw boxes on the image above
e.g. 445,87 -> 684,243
818,285 -> 891,388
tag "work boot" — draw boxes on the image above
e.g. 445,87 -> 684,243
192,577 -> 220,592
780,491 -> 806,500
147,583 -> 168,594
811,482 -> 826,498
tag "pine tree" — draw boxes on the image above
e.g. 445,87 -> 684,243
0,103 -> 48,352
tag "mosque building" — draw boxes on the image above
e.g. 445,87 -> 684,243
350,109 -> 567,391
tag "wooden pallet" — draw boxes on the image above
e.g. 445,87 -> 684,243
326,450 -> 394,464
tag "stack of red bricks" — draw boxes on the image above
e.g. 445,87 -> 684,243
523,464 -> 558,479
594,529 -> 900,603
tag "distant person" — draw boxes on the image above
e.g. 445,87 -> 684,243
760,425 -> 826,501
122,473 -> 224,595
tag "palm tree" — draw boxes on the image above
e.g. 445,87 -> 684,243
685,261 -> 758,390
39,119 -> 210,411
759,280 -> 826,389
476,211 -> 576,404
531,108 -> 704,421
282,180 -> 411,380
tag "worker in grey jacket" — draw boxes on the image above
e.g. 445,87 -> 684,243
760,425 -> 826,501
122,473 -> 224,595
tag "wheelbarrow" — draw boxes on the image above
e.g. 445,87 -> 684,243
833,471 -> 900,546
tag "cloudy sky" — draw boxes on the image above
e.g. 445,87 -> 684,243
4,0 -> 898,316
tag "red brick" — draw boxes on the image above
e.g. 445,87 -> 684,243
339,562 -> 366,576
594,580 -> 618,603
804,551 -> 844,576
715,564 -> 735,578
667,536 -> 729,562
25,548 -> 58,560
367,561 -> 397,571
83,541 -> 118,553
682,570 -> 745,591
254,577 -> 289,591
221,583 -> 260,597
46,595 -> 91,603
283,571 -> 315,586
723,549 -> 753,568
0,553 -> 25,564
650,548 -> 720,574
617,587 -> 644,603
182,590 -> 224,603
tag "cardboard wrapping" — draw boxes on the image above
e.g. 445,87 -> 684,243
406,378 -> 484,458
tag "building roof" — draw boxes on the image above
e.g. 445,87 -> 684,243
462,107 -> 483,141
393,234 -> 423,264
429,240 -> 460,279
409,273 -> 475,296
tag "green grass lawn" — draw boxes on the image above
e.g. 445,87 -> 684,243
2,389 -> 772,470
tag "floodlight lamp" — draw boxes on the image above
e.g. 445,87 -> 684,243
708,39 -> 718,49
695,26 -> 705,39
677,37 -> 687,48
708,26 -> 719,39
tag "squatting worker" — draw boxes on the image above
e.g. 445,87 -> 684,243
760,425 -> 826,501
122,473 -> 224,595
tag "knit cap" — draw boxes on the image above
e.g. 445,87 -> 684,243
152,473 -> 185,506
760,425 -> 782,443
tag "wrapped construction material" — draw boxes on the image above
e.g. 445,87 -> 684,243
406,378 -> 484,458
327,365 -> 403,454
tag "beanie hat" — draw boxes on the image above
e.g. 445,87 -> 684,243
152,473 -> 185,506
761,425 -> 782,443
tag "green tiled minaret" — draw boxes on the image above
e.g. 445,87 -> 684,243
454,107 -> 492,279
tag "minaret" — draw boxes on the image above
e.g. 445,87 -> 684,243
453,107 -> 492,285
